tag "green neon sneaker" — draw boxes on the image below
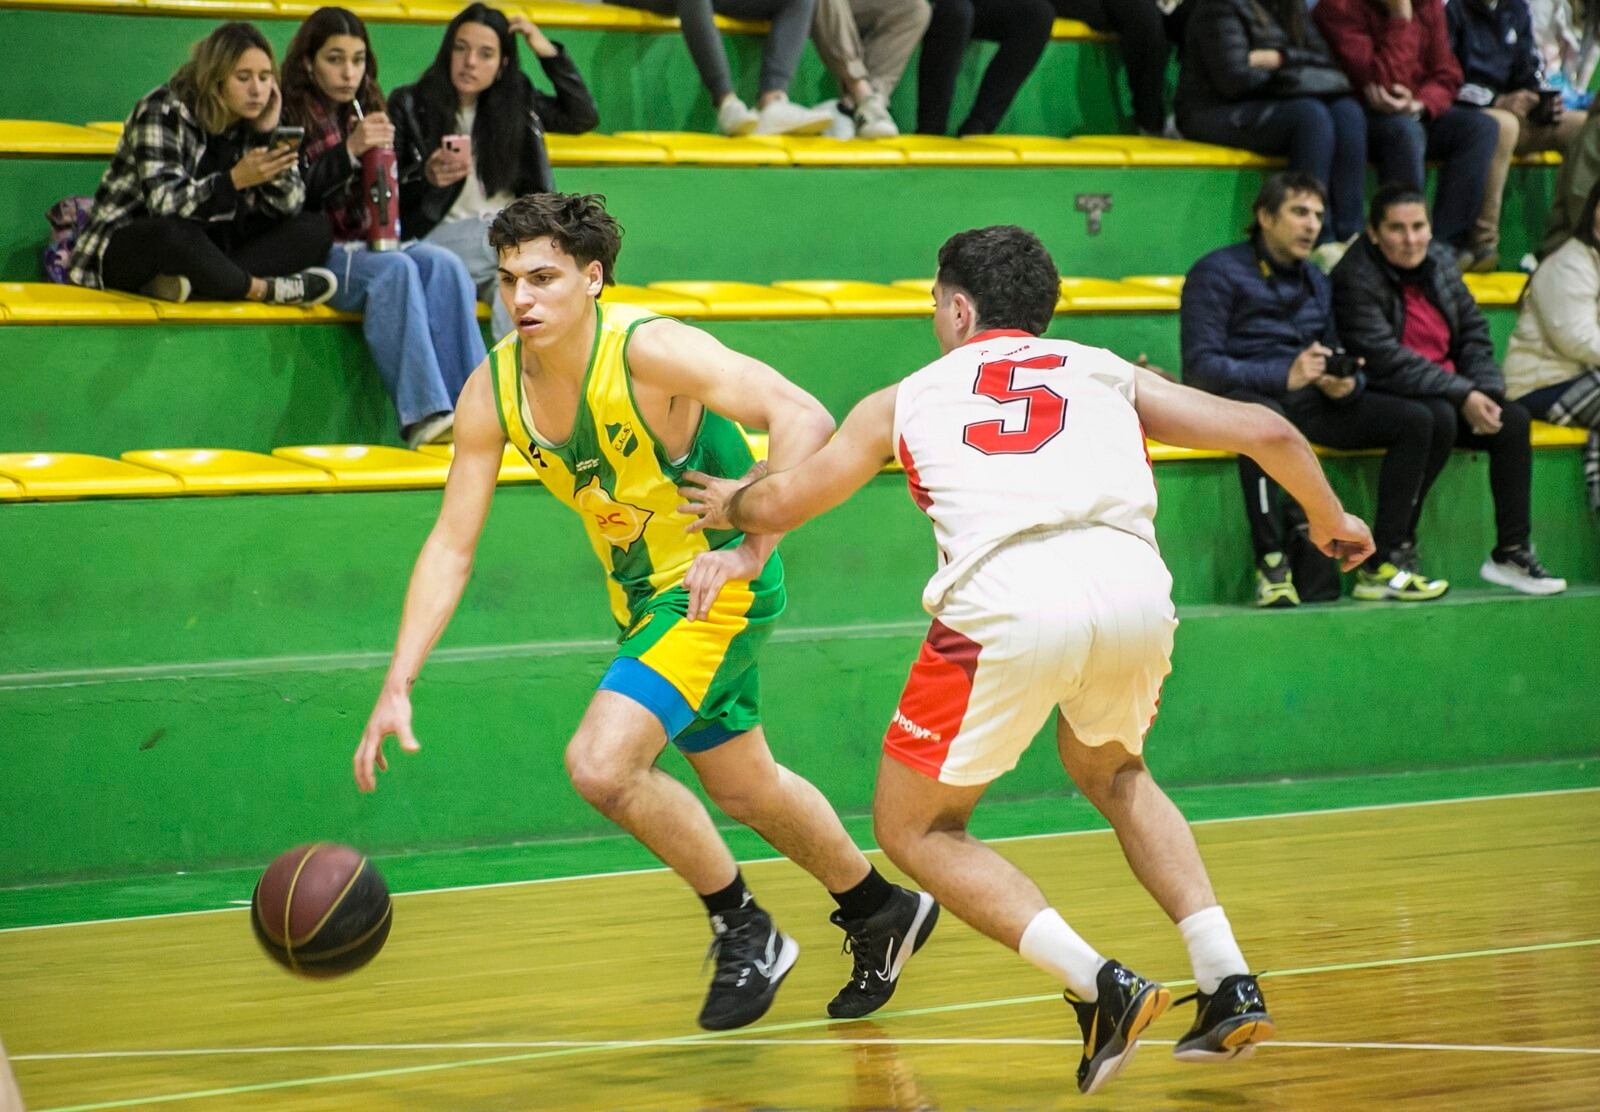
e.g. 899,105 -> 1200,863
1254,553 -> 1300,609
1351,561 -> 1449,602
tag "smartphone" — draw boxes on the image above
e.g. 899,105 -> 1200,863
268,125 -> 305,151
442,133 -> 472,161
1531,88 -> 1563,126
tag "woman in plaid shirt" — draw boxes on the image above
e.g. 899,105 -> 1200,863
69,22 -> 337,306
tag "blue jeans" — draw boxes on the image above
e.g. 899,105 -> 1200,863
1178,96 -> 1367,241
423,215 -> 514,343
326,241 -> 486,433
1366,107 -> 1500,251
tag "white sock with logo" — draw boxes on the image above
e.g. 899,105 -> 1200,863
1178,905 -> 1248,994
1018,908 -> 1105,1000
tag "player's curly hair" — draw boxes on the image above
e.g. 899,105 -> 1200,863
936,225 -> 1059,335
489,192 -> 622,285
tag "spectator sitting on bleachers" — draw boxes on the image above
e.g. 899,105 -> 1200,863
1332,183 -> 1568,594
282,7 -> 486,449
1505,177 -> 1600,512
1313,0 -> 1499,263
1174,0 -> 1366,260
915,0 -> 1054,135
1529,0 -> 1597,111
1448,0 -> 1588,273
1052,0 -> 1172,137
607,0 -> 835,135
68,22 -> 335,306
1181,171 -> 1449,606
810,0 -> 929,138
387,4 -> 597,338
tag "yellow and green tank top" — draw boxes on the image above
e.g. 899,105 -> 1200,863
489,300 -> 779,628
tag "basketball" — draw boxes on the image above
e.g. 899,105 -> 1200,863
249,843 -> 392,978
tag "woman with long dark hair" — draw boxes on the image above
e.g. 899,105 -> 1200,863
69,21 -> 334,304
1506,176 -> 1600,513
282,6 -> 485,448
1175,0 -> 1366,255
388,4 -> 598,338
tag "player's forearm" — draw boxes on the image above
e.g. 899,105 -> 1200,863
1245,413 -> 1345,527
382,537 -> 474,693
728,473 -> 806,535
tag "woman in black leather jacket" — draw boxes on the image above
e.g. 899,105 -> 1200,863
1175,0 -> 1365,249
389,3 -> 598,338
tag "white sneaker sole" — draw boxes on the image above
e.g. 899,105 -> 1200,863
1479,560 -> 1567,595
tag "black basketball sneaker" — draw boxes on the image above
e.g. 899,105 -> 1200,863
1172,973 -> 1276,1062
826,886 -> 940,1018
1065,959 -> 1171,1094
697,902 -> 800,1031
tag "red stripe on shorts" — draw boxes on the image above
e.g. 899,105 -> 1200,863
898,436 -> 933,513
883,619 -> 982,779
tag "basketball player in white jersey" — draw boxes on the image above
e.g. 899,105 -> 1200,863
679,225 -> 1375,1095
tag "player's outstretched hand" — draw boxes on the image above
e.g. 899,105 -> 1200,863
354,686 -> 421,792
682,544 -> 765,622
1311,511 -> 1376,571
677,463 -> 765,533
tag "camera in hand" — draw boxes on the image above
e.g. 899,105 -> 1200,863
1324,348 -> 1360,378
1530,88 -> 1562,126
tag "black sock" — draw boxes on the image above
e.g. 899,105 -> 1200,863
831,866 -> 894,921
700,871 -> 753,917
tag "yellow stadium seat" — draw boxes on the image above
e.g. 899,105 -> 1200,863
771,280 -> 933,316
1059,278 -> 1181,311
272,445 -> 451,490
1050,17 -> 1113,41
273,0 -> 409,19
0,473 -> 21,499
601,283 -> 709,315
415,443 -> 540,483
119,449 -> 333,493
1513,150 -> 1563,167
1071,136 -> 1282,167
647,281 -> 832,318
545,132 -> 672,165
0,283 -> 160,322
613,132 -> 791,165
745,135 -> 907,166
1121,275 -> 1186,297
963,135 -> 1129,165
0,0 -> 139,9
1147,441 -> 1232,462
0,452 -> 182,499
142,0 -> 276,14
1531,421 -> 1589,448
84,121 -> 125,136
890,278 -> 935,296
1462,272 -> 1529,307
0,119 -> 118,157
870,136 -> 1019,165
517,0 -> 658,28
149,300 -> 359,323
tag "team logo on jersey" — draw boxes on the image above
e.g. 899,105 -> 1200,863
574,477 -> 652,548
606,421 -> 639,457
576,458 -> 601,472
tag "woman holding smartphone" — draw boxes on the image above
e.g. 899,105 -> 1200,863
69,21 -> 335,305
388,4 -> 598,339
282,7 -> 486,448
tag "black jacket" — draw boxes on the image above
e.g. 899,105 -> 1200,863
1176,0 -> 1349,118
1330,237 -> 1503,403
1445,0 -> 1539,96
388,44 -> 598,240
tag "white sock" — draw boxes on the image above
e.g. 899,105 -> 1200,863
1178,905 -> 1248,994
1018,908 -> 1105,1000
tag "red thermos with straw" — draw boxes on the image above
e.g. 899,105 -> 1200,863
352,100 -> 399,251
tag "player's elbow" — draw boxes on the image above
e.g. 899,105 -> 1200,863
1246,409 -> 1302,458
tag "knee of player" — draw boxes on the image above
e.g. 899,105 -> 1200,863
564,745 -> 638,813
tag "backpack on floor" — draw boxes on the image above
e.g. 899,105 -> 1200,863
41,196 -> 94,283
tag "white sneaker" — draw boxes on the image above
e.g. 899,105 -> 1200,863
816,99 -> 855,140
754,97 -> 834,136
1480,545 -> 1567,595
139,274 -> 192,302
405,411 -> 455,449
717,95 -> 759,137
853,94 -> 899,139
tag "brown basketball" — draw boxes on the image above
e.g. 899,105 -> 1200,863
250,843 -> 392,978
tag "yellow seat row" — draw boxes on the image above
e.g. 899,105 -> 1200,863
0,0 -> 1108,40
0,272 -> 1527,325
0,423 -> 1586,501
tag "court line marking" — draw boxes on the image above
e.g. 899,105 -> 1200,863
4,786 -> 1595,934
22,936 -> 1600,1110
20,1036 -> 1600,1062
0,620 -> 930,692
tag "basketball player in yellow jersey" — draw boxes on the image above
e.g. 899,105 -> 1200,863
352,193 -> 938,1031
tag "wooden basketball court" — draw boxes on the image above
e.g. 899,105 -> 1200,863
5,789 -> 1598,1110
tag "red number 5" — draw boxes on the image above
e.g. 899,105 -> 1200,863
962,354 -> 1068,455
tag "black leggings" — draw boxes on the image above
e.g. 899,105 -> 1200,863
916,0 -> 1054,136
1051,0 -> 1168,134
100,211 -> 332,301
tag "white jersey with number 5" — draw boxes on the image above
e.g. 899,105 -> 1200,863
892,328 -> 1160,612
